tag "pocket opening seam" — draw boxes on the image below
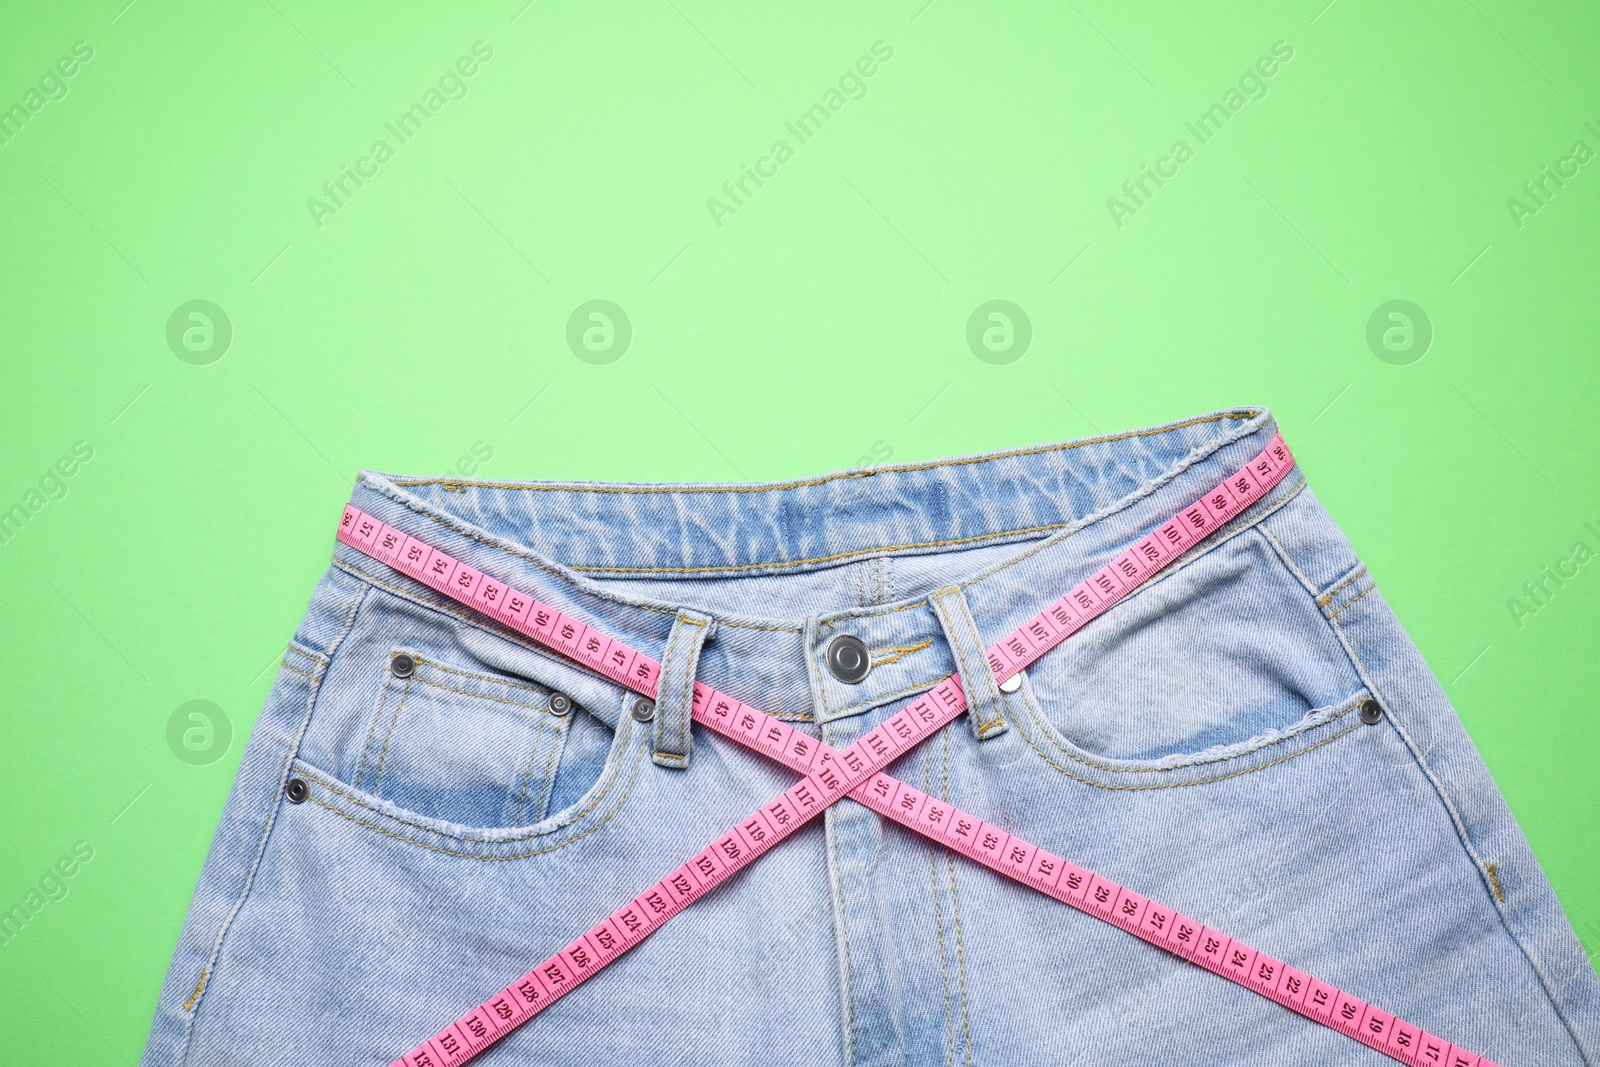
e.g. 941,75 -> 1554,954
292,733 -> 648,859
354,671 -> 395,791
397,671 -> 551,713
369,676 -> 414,792
1012,705 -> 1364,792
394,650 -> 555,698
999,500 -> 1365,775
289,723 -> 642,846
1016,682 -> 1367,775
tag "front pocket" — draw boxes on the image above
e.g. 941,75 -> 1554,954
1018,526 -> 1367,770
355,650 -> 573,828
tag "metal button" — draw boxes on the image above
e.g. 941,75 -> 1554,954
285,777 -> 309,804
389,652 -> 415,679
549,692 -> 573,716
631,697 -> 656,722
998,672 -> 1023,694
825,634 -> 871,684
1359,699 -> 1383,725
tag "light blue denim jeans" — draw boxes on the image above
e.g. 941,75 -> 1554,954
141,407 -> 1600,1066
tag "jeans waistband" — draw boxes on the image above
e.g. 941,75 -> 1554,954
335,407 -> 1299,733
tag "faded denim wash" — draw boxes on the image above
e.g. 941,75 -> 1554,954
142,407 -> 1600,1066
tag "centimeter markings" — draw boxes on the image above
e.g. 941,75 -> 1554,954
336,434 -> 1487,1067
382,678 -> 971,1067
691,688 -> 1490,1067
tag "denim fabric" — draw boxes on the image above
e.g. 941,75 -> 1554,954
141,407 -> 1600,1066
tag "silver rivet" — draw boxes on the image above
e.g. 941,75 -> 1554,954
389,653 -> 415,679
548,692 -> 573,716
825,634 -> 871,684
631,698 -> 656,722
998,673 -> 1023,694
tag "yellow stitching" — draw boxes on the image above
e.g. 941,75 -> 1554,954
680,618 -> 707,761
330,558 -> 593,638
827,675 -> 951,720
390,413 -> 1253,492
344,546 -> 785,634
1316,564 -> 1368,607
409,654 -> 554,695
353,431 -> 1289,644
805,476 -> 1308,631
513,714 -> 549,827
942,730 -> 974,1067
338,536 -> 678,618
534,712 -> 565,820
302,736 -> 647,860
1015,716 -> 1364,791
1327,583 -> 1376,621
364,417 -> 1268,595
183,583 -> 367,1023
572,522 -> 1077,575
181,969 -> 209,1011
924,742 -> 957,1067
653,617 -> 685,762
296,722 -> 636,845
355,671 -> 394,789
285,642 -> 329,667
1319,609 -> 1518,938
406,672 -> 549,712
1488,863 -> 1506,902
279,661 -> 317,682
951,593 -> 1004,734
928,475 -> 1307,610
1253,523 -> 1313,593
371,677 -> 412,791
948,858 -> 974,1067
1018,684 -> 1364,774
829,808 -> 860,1066
329,561 -> 661,691
870,639 -> 933,667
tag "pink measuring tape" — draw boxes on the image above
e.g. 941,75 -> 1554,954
334,433 -> 1495,1067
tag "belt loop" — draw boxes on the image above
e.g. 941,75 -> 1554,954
929,586 -> 1009,741
651,608 -> 714,769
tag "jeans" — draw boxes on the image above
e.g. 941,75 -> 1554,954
141,406 -> 1600,1066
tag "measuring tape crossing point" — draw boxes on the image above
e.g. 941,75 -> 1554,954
689,685 -> 1491,1067
332,435 -> 1493,1067
384,679 -> 974,1067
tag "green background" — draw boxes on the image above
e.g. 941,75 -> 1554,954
2,0 -> 1596,1059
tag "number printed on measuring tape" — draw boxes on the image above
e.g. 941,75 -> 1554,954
334,434 -> 1497,1067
